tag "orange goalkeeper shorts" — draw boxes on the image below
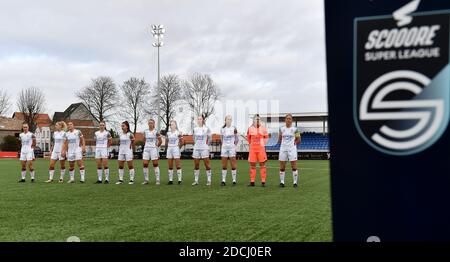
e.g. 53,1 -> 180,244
248,150 -> 267,163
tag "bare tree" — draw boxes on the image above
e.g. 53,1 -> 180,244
76,76 -> 117,122
148,74 -> 183,136
183,73 -> 221,122
120,77 -> 150,134
0,89 -> 11,116
16,87 -> 46,132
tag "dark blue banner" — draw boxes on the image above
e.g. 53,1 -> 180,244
326,0 -> 450,241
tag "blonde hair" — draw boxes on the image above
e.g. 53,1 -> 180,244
57,121 -> 67,132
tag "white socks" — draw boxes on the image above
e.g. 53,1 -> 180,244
129,169 -> 135,181
154,167 -> 160,182
177,169 -> 182,182
206,170 -> 212,183
168,169 -> 174,182
69,170 -> 75,181
194,169 -> 200,183
118,169 -> 124,181
293,170 -> 299,184
280,171 -> 286,184
232,169 -> 237,183
105,169 -> 109,181
60,169 -> 65,180
221,170 -> 227,182
49,170 -> 55,180
21,170 -> 26,179
143,168 -> 149,181
30,170 -> 35,180
97,169 -> 102,181
80,168 -> 85,182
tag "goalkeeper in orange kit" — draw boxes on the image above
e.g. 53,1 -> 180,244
247,114 -> 269,187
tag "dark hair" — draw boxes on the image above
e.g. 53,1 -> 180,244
222,115 -> 232,129
122,121 -> 130,133
198,114 -> 206,126
285,113 -> 293,119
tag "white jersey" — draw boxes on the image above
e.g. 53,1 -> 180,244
144,129 -> 159,149
66,129 -> 83,153
19,132 -> 35,153
193,126 -> 211,150
221,126 -> 238,150
280,126 -> 299,150
52,131 -> 67,153
119,132 -> 134,153
95,130 -> 111,149
167,130 -> 182,148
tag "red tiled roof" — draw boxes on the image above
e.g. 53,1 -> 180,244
13,112 -> 52,127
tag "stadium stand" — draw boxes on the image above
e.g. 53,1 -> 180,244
266,132 -> 329,151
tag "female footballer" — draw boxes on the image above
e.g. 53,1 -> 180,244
278,114 -> 301,188
18,123 -> 36,183
45,121 -> 67,183
220,115 -> 239,186
94,121 -> 112,184
142,119 -> 162,185
247,114 -> 269,187
192,115 -> 213,186
166,120 -> 184,185
63,121 -> 86,183
116,121 -> 135,185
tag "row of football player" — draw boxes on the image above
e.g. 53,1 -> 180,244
17,114 -> 301,187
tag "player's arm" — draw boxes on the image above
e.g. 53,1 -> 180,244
31,134 -> 36,149
278,128 -> 282,144
234,128 -> 239,145
157,133 -> 162,147
263,128 -> 269,145
62,138 -> 68,157
79,131 -> 86,153
207,128 -> 212,146
130,133 -> 135,151
295,128 -> 301,145
179,135 -> 184,149
107,132 -> 113,147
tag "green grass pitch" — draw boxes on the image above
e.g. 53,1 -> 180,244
0,159 -> 331,242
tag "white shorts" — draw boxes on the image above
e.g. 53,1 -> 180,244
51,151 -> 66,161
192,149 -> 209,159
221,147 -> 236,158
279,147 -> 298,162
118,150 -> 133,161
143,147 -> 159,161
67,149 -> 83,162
95,148 -> 109,159
20,151 -> 34,161
166,147 -> 181,159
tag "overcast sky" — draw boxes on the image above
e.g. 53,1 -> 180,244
0,0 -> 327,132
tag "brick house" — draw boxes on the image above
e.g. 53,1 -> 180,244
52,103 -> 99,155
0,116 -> 23,143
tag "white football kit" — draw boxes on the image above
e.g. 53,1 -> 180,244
95,130 -> 111,159
143,129 -> 160,161
19,132 -> 35,161
192,126 -> 211,159
279,126 -> 299,161
221,126 -> 238,158
66,129 -> 84,162
51,131 -> 67,160
118,132 -> 134,161
166,130 -> 182,159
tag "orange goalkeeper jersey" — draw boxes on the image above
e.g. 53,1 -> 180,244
247,125 -> 269,152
